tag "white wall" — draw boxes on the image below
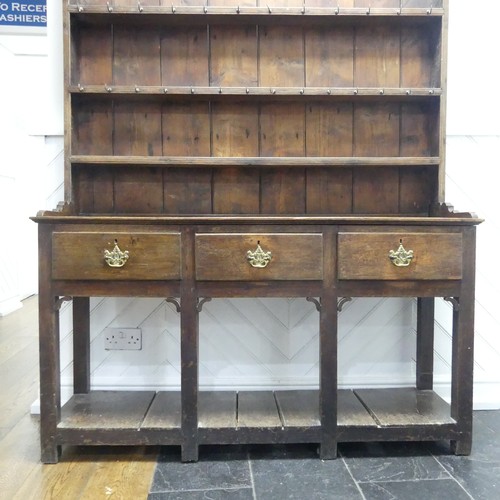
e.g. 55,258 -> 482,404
1,2 -> 499,409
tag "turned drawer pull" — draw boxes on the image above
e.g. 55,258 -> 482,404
388,239 -> 414,267
104,240 -> 130,268
246,241 -> 272,268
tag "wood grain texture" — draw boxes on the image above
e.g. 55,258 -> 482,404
337,390 -> 376,427
354,388 -> 455,426
164,168 -> 213,214
238,391 -> 282,428
338,231 -> 463,280
113,26 -> 161,86
259,26 -> 304,87
73,24 -> 112,85
213,168 -> 260,214
199,391 -> 237,428
161,27 -> 208,86
52,231 -> 182,280
72,99 -> 112,155
142,392 -> 182,429
210,25 -> 258,87
195,233 -> 323,281
275,390 -> 320,427
305,27 -> 354,87
353,167 -> 400,214
306,169 -> 353,214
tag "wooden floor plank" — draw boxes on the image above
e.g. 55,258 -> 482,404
238,391 -> 282,428
338,389 -> 376,427
199,391 -> 237,428
143,391 -> 182,429
354,388 -> 455,426
275,390 -> 320,427
59,391 -> 156,429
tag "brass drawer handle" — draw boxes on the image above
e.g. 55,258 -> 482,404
388,239 -> 414,267
247,242 -> 272,268
104,240 -> 129,268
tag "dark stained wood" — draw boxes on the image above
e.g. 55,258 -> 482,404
162,102 -> 211,157
354,24 -> 400,88
305,27 -> 354,87
161,27 -> 208,86
36,0 -> 479,464
354,388 -> 455,426
213,168 -> 260,214
199,391 -> 237,428
72,98 -> 112,155
237,391 -> 282,428
306,169 -> 353,214
260,168 -> 306,214
195,233 -> 323,281
399,167 -> 437,214
416,297 -> 435,390
319,226 -> 337,459
52,231 -> 181,280
114,168 -> 164,213
73,24 -> 112,85
59,391 -> 156,429
259,26 -> 304,87
113,102 -> 162,156
260,103 -> 305,157
337,390 -> 376,427
142,391 -> 182,429
113,26 -> 161,86
72,297 -> 90,394
212,103 -> 259,157
353,103 -> 400,157
353,167 -> 400,214
338,231 -> 463,280
164,168 -> 212,214
275,390 -> 320,427
401,102 -> 439,157
306,103 -> 353,157
210,25 -> 258,87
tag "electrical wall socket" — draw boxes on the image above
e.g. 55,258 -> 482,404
104,328 -> 142,350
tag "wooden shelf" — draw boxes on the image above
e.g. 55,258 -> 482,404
70,156 -> 440,167
69,85 -> 442,98
68,5 -> 444,19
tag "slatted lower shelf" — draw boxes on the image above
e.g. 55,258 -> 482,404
56,388 -> 458,446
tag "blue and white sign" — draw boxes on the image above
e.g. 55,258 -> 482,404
0,0 -> 47,28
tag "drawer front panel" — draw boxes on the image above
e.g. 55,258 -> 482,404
195,233 -> 323,281
338,232 -> 463,280
52,232 -> 181,280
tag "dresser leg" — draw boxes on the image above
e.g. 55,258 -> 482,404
451,435 -> 472,456
319,441 -> 338,460
181,443 -> 199,462
41,444 -> 62,464
416,297 -> 435,390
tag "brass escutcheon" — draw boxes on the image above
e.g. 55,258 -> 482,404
388,239 -> 414,267
247,241 -> 272,268
104,240 -> 129,268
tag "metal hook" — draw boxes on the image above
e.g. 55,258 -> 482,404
78,83 -> 85,92
218,87 -> 222,94
105,85 -> 113,92
267,5 -> 272,13
191,87 -> 195,94
299,88 -> 304,95
171,4 -> 176,13
406,89 -> 411,95
397,6 -> 402,15
138,1 -> 143,12
353,88 -> 358,95
135,85 -> 141,93
271,88 -> 276,94
427,6 -> 432,15
301,6 -> 305,14
236,5 -> 240,13
366,5 -> 370,15
204,5 -> 208,13
326,89 -> 331,95
77,5 -> 83,13
246,88 -> 250,94
429,89 -> 434,95
106,1 -> 113,12
379,89 -> 384,95
335,5 -> 339,15
164,88 -> 169,93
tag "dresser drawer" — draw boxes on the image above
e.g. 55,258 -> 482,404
338,232 -> 463,280
52,232 -> 181,280
195,233 -> 323,281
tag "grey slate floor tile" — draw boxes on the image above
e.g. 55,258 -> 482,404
149,410 -> 500,500
339,441 -> 450,482
358,478 -> 472,500
250,444 -> 362,500
150,446 -> 252,494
